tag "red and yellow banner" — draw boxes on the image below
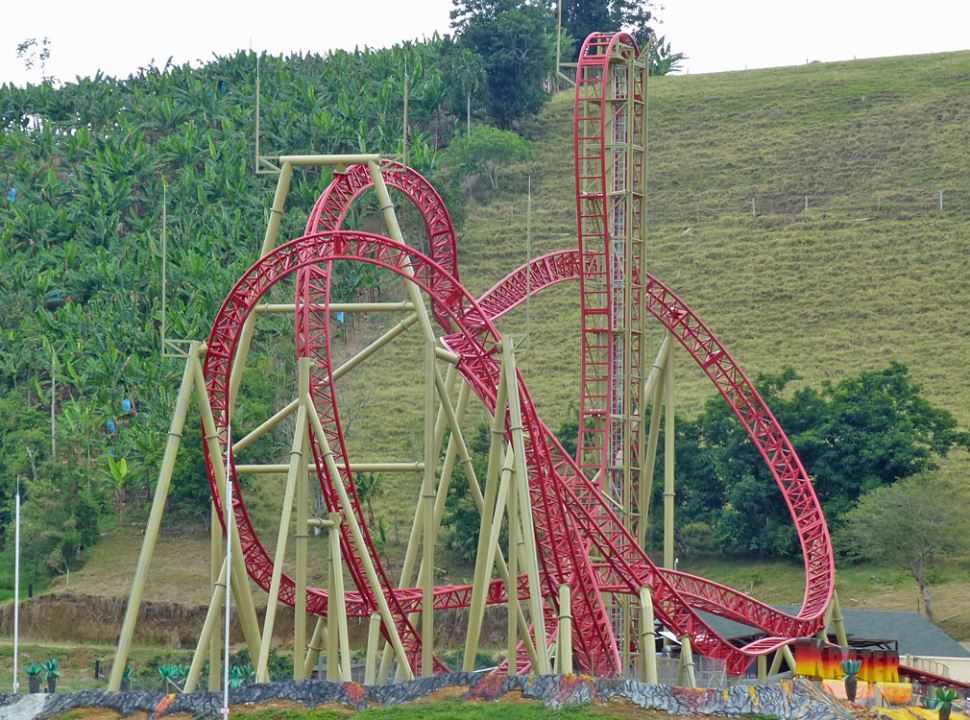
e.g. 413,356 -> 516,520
794,639 -> 900,683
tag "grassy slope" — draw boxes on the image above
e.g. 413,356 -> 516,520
342,49 -> 970,530
52,51 -> 970,642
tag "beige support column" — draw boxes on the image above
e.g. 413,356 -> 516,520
639,336 -> 670,547
638,587 -> 658,684
326,530 -> 339,682
293,361 -> 312,679
419,340 -> 436,677
306,404 -> 414,679
364,613 -> 382,685
782,645 -> 796,673
507,457 -> 519,677
208,504 -> 222,690
463,361 -> 511,672
302,617 -> 326,679
639,371 -> 665,547
330,516 -> 352,682
768,649 -> 785,676
557,585 -> 573,675
502,340 -> 550,674
228,161 -> 293,412
184,560 -> 227,693
677,635 -> 696,688
663,339 -> 675,570
109,341 -> 201,691
194,362 -> 262,661
255,359 -> 310,683
757,654 -> 768,683
831,590 -> 848,648
232,398 -> 299,454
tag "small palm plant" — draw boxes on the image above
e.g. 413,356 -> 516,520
841,659 -> 861,702
936,688 -> 958,720
25,663 -> 43,693
157,664 -> 186,692
228,663 -> 255,689
42,659 -> 59,693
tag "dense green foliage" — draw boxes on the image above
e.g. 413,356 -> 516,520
835,472 -> 970,619
451,0 -> 556,127
661,363 -> 969,557
0,41 -> 474,581
553,0 -> 655,55
441,123 -> 533,195
441,363 -> 968,563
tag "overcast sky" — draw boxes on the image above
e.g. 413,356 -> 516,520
1,0 -> 968,86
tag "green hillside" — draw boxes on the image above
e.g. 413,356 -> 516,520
343,50 -> 970,525
3,48 -> 970,638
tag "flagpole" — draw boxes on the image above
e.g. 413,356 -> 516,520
222,420 -> 232,720
13,476 -> 21,693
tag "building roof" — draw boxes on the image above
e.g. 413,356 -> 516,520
698,606 -> 970,659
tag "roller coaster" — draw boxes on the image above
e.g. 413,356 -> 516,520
112,32 -> 853,689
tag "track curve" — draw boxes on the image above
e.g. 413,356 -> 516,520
203,32 -> 834,680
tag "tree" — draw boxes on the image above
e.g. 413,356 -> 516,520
552,0 -> 655,56
441,123 -> 532,196
835,473 -> 969,620
648,35 -> 686,76
451,1 -> 556,128
664,363 -> 969,556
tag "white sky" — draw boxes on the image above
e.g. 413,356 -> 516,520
1,0 -> 968,86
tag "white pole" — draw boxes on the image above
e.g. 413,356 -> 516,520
50,350 -> 55,460
222,421 -> 232,718
13,477 -> 20,693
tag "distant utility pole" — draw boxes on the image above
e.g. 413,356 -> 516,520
13,476 -> 21,693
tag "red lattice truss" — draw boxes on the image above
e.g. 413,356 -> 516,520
201,34 -> 835,680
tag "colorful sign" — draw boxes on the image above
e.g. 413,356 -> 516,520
794,639 -> 900,683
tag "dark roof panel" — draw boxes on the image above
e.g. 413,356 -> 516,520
698,606 -> 970,658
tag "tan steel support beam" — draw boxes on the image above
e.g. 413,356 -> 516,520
254,302 -> 414,314
639,587 -> 658,684
677,635 -> 696,688
194,362 -> 263,663
376,365 -> 454,682
831,590 -> 848,648
419,340 -> 436,677
293,361 -> 312,679
557,585 -> 573,674
326,513 -> 351,681
256,359 -> 311,683
757,654 -> 768,683
332,313 -> 419,382
364,613 -> 381,685
208,504 -> 222,691
506,455 -> 519,677
232,398 -> 299,455
184,560 -> 227,693
502,340 -> 551,675
783,645 -> 796,673
235,462 -> 425,474
463,358 -> 510,672
109,342 -> 202,691
278,153 -> 381,166
302,617 -> 326,679
228,161 -> 293,413
639,337 -> 670,548
663,337 -> 676,570
768,648 -> 785,676
306,401 -> 414,680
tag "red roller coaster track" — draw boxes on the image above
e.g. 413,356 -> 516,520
202,33 -> 836,679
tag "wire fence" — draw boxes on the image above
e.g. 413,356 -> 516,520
646,187 -> 970,226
